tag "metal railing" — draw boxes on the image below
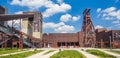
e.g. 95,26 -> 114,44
23,39 -> 36,48
0,38 -> 11,45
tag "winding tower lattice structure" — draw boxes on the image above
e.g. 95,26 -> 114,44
81,8 -> 96,47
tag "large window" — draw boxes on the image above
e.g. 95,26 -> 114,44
114,32 -> 120,41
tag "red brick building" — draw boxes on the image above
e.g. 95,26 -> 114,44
1,6 -> 119,49
43,8 -> 97,48
96,28 -> 120,48
43,29 -> 120,48
42,8 -> 120,48
43,32 -> 83,48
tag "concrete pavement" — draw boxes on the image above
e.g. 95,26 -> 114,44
98,49 -> 120,58
27,48 -> 98,58
1,48 -> 120,58
77,49 -> 98,58
27,49 -> 59,58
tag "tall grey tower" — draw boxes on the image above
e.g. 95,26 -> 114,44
21,12 -> 42,40
0,6 -> 8,26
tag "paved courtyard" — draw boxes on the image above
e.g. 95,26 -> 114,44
27,48 -> 120,58
0,48 -> 120,58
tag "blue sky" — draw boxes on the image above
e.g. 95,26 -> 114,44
0,0 -> 120,33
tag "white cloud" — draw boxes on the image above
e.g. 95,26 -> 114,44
103,7 -> 116,13
97,7 -> 120,30
7,20 -> 13,27
104,17 -> 111,20
72,16 -> 80,21
54,25 -> 74,33
60,14 -> 80,22
97,8 -> 101,13
11,0 -> 51,10
43,22 -> 64,29
109,20 -> 120,29
99,7 -> 120,30
112,20 -> 120,24
10,0 -> 71,18
7,11 -> 23,29
15,11 -> 23,14
43,22 -> 75,33
43,3 -> 71,18
107,23 -> 120,30
95,25 -> 103,29
99,7 -> 120,20
103,16 -> 115,20
7,11 -> 23,30
103,14 -> 107,17
7,19 -> 22,30
57,0 -> 63,3
60,14 -> 72,22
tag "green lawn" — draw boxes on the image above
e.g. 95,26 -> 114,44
50,50 -> 86,58
0,48 -> 21,54
86,49 -> 116,58
107,50 -> 120,54
0,50 -> 43,58
43,50 -> 55,55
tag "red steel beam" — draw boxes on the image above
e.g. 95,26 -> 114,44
19,32 -> 23,49
0,14 -> 34,21
81,8 -> 96,47
2,34 -> 7,48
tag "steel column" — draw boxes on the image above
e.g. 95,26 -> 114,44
81,8 -> 96,47
2,34 -> 7,48
19,32 -> 23,49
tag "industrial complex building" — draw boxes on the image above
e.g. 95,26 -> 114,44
0,6 -> 120,49
0,6 -> 42,49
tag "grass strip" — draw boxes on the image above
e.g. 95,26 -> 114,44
43,50 -> 55,55
0,48 -> 21,54
0,50 -> 43,58
50,50 -> 86,58
86,49 -> 116,58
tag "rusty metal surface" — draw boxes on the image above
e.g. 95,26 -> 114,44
96,29 -> 120,48
0,14 -> 34,21
0,11 -> 42,49
81,8 -> 96,47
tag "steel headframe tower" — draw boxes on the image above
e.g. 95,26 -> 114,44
81,8 -> 96,47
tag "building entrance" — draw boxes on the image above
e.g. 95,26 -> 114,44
57,42 -> 79,48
